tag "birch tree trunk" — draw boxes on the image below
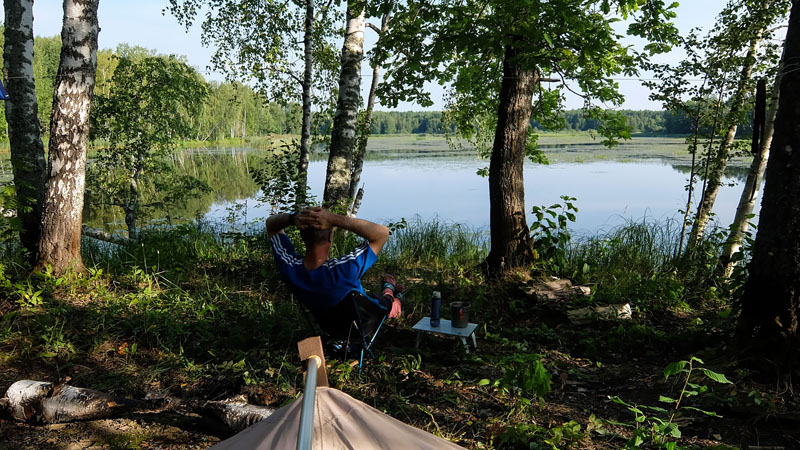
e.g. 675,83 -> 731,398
3,0 -> 48,256
323,4 -> 365,209
734,0 -> 800,368
35,0 -> 100,275
124,162 -> 142,241
348,12 -> 391,216
4,380 -> 147,424
718,63 -> 783,278
689,28 -> 763,247
484,42 -> 536,274
297,0 -> 314,206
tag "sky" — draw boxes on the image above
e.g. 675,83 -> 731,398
5,0 -> 730,111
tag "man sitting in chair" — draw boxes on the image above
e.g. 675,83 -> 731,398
266,206 -> 404,342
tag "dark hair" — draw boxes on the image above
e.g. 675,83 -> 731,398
300,227 -> 331,246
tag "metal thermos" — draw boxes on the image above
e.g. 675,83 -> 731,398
430,291 -> 442,327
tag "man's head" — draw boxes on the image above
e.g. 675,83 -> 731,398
300,227 -> 333,249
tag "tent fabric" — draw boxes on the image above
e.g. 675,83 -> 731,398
211,387 -> 466,450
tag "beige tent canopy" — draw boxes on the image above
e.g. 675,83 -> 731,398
211,387 -> 466,449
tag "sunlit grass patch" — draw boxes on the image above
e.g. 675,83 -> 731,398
563,218 -> 731,310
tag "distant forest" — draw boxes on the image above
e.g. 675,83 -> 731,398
0,34 -> 746,142
370,109 -> 717,136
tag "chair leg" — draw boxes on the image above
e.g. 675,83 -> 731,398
366,316 -> 387,352
350,294 -> 390,374
344,321 -> 355,361
358,348 -> 365,376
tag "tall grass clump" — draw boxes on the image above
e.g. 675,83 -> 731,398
83,221 -> 274,282
379,216 -> 489,270
568,219 -> 683,277
564,218 -> 704,311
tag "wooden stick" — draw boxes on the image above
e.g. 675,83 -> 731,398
298,336 -> 328,387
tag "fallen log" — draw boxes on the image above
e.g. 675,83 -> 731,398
3,380 -> 276,431
195,395 -> 277,431
527,278 -> 592,303
3,379 -> 147,424
81,226 -> 130,246
567,303 -> 632,324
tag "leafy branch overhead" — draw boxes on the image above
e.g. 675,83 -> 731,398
166,0 -> 340,118
374,0 -> 681,148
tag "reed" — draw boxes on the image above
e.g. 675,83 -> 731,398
379,216 -> 489,269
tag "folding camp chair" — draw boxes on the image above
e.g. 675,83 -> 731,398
306,290 -> 389,374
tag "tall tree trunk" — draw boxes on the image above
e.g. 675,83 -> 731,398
484,42 -> 537,274
348,12 -> 391,215
719,61 -> 783,278
734,0 -> 800,371
3,0 -> 48,256
125,162 -> 142,241
35,0 -> 100,275
689,28 -> 763,247
677,79 -> 709,256
322,4 -> 365,210
297,0 -> 313,206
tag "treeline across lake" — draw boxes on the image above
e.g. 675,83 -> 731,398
0,33 -> 748,143
370,109 -> 750,136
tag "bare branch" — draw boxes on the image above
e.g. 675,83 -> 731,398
552,65 -> 592,100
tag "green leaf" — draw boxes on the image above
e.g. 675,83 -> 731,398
478,378 -> 491,386
682,406 -> 723,418
639,404 -> 668,414
659,395 -> 677,404
699,368 -> 732,384
609,395 -> 627,405
664,360 -> 688,378
662,421 -> 681,438
543,32 -> 554,47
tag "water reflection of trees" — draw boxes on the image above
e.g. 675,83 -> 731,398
670,163 -> 751,183
84,150 -> 259,232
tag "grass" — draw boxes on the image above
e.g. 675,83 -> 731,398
562,218 -> 730,311
381,216 -> 489,270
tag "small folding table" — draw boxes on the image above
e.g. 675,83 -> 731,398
412,317 -> 478,353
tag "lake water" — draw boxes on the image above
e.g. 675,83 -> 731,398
203,138 -> 759,236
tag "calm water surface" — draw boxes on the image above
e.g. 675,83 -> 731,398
204,153 -> 758,235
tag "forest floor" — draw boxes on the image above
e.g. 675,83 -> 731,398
1,247 -> 799,449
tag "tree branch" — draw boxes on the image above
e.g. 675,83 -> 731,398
552,65 -> 592,100
82,226 -> 130,246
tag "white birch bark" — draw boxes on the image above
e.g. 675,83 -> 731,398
347,12 -> 391,217
35,0 -> 100,275
690,29 -> 763,247
4,380 -> 146,423
3,0 -> 48,255
297,0 -> 314,206
719,61 -> 783,277
322,4 -> 365,209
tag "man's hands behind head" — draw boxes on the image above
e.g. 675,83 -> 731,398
296,206 -> 336,230
296,206 -> 388,254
